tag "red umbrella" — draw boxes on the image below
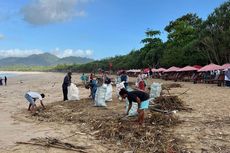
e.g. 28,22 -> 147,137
143,68 -> 149,73
152,68 -> 157,72
177,66 -> 198,72
193,65 -> 202,69
222,63 -> 230,69
164,66 -> 180,73
198,63 -> 223,72
156,68 -> 166,72
117,70 -> 125,75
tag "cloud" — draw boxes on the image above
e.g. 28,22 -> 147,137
0,48 -> 93,58
0,34 -> 4,40
0,49 -> 43,58
51,48 -> 93,58
21,0 -> 89,25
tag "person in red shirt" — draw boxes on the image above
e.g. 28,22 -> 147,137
90,73 -> 93,80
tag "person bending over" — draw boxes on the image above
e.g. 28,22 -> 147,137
119,88 -> 149,125
24,91 -> 45,113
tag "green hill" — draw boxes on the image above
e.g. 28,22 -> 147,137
0,53 -> 94,67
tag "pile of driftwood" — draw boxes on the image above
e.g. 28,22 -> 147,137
88,113 -> 180,153
25,95 -> 188,153
153,96 -> 185,111
17,137 -> 90,152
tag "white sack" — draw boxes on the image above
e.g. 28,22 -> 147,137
67,83 -> 80,100
105,84 -> 113,102
95,84 -> 107,107
150,83 -> 162,99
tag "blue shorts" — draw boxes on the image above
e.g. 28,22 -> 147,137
140,99 -> 149,110
25,94 -> 35,105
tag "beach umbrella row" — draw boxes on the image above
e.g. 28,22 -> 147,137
150,63 -> 230,73
122,63 -> 230,74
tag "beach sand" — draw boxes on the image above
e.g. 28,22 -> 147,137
0,72 -> 110,153
0,72 -> 229,152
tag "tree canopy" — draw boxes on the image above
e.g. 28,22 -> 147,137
53,1 -> 230,73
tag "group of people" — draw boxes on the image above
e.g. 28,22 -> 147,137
24,71 -> 150,125
0,76 -> 7,86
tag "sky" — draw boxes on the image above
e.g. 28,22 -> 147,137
0,0 -> 227,60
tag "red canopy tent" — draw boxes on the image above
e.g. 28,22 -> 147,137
177,66 -> 198,72
198,63 -> 223,72
193,65 -> 202,69
117,70 -> 125,75
156,68 -> 166,72
143,68 -> 149,73
164,66 -> 180,73
222,63 -> 230,69
151,68 -> 157,72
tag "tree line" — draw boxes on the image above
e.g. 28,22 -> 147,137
53,1 -> 230,73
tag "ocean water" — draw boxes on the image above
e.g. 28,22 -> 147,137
0,73 -> 18,78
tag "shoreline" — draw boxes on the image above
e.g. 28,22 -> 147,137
0,71 -> 44,75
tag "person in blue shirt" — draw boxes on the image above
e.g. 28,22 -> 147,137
120,71 -> 128,89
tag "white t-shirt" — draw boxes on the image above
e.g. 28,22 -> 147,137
27,91 -> 43,100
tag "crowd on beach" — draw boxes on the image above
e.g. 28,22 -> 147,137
23,64 -> 230,125
24,70 -> 153,125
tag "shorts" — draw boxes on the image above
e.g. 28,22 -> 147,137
140,99 -> 149,110
25,93 -> 35,105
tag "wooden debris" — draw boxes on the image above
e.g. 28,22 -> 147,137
17,137 -> 90,153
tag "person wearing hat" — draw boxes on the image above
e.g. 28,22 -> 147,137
62,72 -> 72,101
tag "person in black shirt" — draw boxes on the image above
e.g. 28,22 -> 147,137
62,72 -> 72,101
4,76 -> 7,86
119,88 -> 150,125
149,67 -> 153,78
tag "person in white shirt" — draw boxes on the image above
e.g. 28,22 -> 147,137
24,91 -> 45,113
